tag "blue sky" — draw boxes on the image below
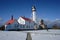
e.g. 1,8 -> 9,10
0,0 -> 60,22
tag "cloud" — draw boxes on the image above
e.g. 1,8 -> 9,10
0,18 -> 2,21
56,19 -> 60,20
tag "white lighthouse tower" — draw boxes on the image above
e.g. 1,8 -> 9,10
32,6 -> 37,23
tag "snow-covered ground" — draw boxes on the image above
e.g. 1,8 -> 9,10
0,29 -> 60,40
0,31 -> 27,40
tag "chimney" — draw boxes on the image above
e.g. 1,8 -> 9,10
11,15 -> 13,20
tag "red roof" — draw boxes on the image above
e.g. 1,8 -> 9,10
21,17 -> 32,22
6,19 -> 15,25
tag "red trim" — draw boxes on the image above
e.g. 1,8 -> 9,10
6,19 -> 15,25
21,17 -> 32,22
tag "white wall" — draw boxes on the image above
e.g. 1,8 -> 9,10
18,17 -> 25,25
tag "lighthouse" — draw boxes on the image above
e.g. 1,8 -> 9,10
32,6 -> 37,23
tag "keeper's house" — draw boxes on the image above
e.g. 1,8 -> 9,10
17,16 -> 35,30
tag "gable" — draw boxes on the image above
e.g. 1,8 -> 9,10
18,17 -> 25,24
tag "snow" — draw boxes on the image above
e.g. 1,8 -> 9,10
0,31 -> 27,40
0,29 -> 60,40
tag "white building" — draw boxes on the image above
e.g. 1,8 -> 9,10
18,16 -> 35,29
